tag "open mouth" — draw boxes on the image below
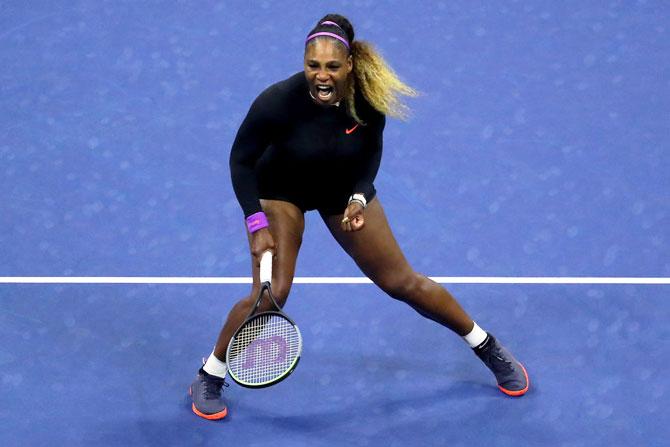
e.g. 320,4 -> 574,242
315,84 -> 335,101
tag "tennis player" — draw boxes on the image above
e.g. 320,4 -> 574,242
190,13 -> 529,420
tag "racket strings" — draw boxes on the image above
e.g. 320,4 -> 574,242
227,313 -> 301,385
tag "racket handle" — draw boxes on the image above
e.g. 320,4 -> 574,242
260,250 -> 273,284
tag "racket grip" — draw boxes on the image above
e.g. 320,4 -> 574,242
260,250 -> 273,284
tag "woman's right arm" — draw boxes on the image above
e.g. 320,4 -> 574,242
229,90 -> 278,259
229,91 -> 276,218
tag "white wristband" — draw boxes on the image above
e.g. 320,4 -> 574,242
348,193 -> 367,208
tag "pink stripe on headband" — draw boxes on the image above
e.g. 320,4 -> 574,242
306,31 -> 350,49
320,21 -> 343,30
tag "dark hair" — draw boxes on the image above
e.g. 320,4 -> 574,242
305,13 -> 354,52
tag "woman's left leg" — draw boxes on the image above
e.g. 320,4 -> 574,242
321,197 -> 529,396
320,198 -> 474,335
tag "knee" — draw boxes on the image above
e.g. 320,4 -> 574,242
377,271 -> 425,302
271,279 -> 292,307
251,278 -> 293,308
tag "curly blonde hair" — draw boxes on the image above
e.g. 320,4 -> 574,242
348,40 -> 418,124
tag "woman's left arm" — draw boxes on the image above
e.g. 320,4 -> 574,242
353,115 -> 386,200
341,115 -> 386,232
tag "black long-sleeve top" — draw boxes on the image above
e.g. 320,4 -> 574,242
229,72 -> 385,217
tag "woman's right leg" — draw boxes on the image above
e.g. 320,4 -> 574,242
212,199 -> 305,360
190,199 -> 305,420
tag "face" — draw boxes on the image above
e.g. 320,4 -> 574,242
304,38 -> 353,106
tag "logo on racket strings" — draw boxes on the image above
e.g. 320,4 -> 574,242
242,336 -> 288,369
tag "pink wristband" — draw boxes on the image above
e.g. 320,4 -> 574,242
246,212 -> 269,233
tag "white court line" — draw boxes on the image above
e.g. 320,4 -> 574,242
0,276 -> 669,285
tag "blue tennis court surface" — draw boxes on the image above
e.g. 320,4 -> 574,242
1,1 -> 668,446
1,284 -> 668,446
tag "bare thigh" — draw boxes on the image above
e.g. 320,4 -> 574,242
248,199 -> 305,299
320,197 -> 413,289
320,197 -> 474,334
213,199 -> 304,358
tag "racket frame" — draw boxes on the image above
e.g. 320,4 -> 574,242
225,279 -> 303,388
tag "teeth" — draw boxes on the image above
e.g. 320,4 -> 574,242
315,85 -> 334,101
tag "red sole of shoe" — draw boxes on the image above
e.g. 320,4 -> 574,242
189,386 -> 228,420
498,363 -> 530,397
192,403 -> 228,420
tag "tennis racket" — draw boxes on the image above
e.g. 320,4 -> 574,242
225,250 -> 303,388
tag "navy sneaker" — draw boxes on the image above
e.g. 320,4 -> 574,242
189,368 -> 229,420
474,333 -> 529,396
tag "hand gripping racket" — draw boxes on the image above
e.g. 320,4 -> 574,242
225,251 -> 303,388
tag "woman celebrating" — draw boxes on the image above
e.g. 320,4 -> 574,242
190,13 -> 529,420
